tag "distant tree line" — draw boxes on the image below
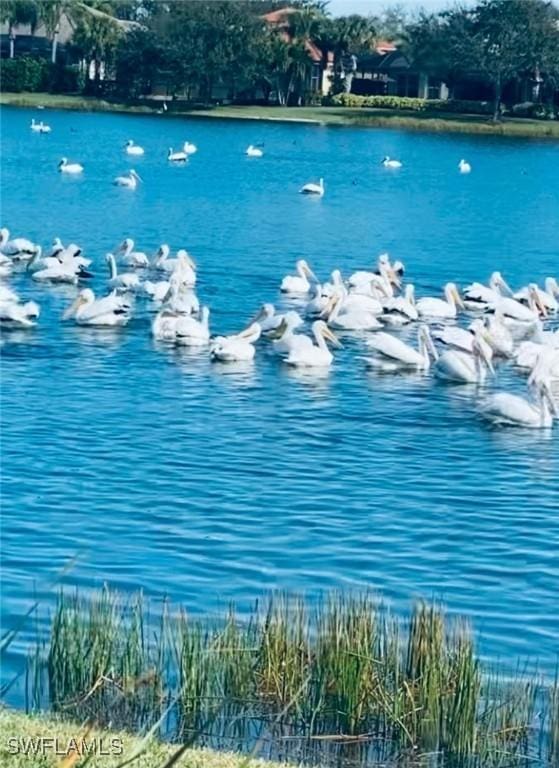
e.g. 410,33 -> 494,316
2,0 -> 559,118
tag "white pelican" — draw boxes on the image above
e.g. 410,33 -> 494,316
152,309 -> 179,341
458,159 -> 471,174
176,307 -> 210,346
163,272 -> 199,314
432,320 -> 488,354
382,156 -> 402,168
168,147 -> 187,163
365,325 -> 438,371
106,253 -> 141,292
114,169 -> 142,189
305,283 -> 333,317
63,289 -> 132,326
183,141 -> 197,155
32,259 -> 81,284
267,316 -> 311,356
349,256 -> 400,293
153,246 -> 196,284
31,118 -> 42,132
485,312 -> 514,357
479,378 -> 557,429
116,238 -> 149,268
253,304 -> 303,333
416,283 -> 464,320
489,286 -> 545,324
280,259 -> 317,295
246,145 -> 263,157
381,284 -> 418,326
514,277 -> 558,314
324,294 -> 383,331
26,246 -> 63,273
0,297 -> 40,327
211,323 -> 261,362
143,279 -> 171,304
0,228 -> 38,260
124,139 -> 144,156
300,178 -> 324,196
58,158 -> 83,174
463,272 -> 512,311
285,320 -> 341,368
434,331 -> 494,384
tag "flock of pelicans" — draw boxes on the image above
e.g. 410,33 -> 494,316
1,222 -> 558,430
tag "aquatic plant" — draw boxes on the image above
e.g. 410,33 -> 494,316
26,588 -> 557,767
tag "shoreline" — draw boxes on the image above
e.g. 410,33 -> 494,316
0,709 -> 289,768
2,92 -> 559,138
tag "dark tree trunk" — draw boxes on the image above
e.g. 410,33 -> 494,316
492,75 -> 502,122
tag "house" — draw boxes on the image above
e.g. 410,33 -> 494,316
0,16 -> 74,60
352,44 -> 449,100
262,7 -> 334,97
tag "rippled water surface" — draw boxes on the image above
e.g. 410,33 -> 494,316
1,107 -> 558,692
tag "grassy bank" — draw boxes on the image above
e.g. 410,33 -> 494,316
16,588 -> 559,767
2,91 -> 559,137
0,709 -> 288,768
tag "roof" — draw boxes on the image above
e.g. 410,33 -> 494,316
262,6 -> 324,63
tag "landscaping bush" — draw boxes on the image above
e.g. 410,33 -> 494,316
324,92 -> 493,115
0,56 -> 48,92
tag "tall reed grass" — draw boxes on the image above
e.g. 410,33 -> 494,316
27,588 -> 558,767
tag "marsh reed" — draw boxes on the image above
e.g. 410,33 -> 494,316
26,588 -> 558,767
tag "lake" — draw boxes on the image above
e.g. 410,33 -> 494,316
1,106 -> 558,699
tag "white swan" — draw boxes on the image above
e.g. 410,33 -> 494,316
58,157 -> 83,174
211,322 -> 261,362
116,238 -> 149,268
324,294 -> 383,331
365,325 -> 437,371
246,144 -> 263,157
300,178 -> 324,196
124,139 -> 144,156
114,169 -> 142,189
0,228 -> 38,259
280,259 -> 317,294
479,378 -> 557,428
63,288 -> 132,326
183,141 -> 197,155
106,253 -> 141,292
168,147 -> 187,163
285,320 -> 341,368
382,156 -> 402,168
416,283 -> 464,320
176,307 -> 210,346
458,159 -> 471,174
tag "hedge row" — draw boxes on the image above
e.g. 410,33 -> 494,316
0,57 -> 83,93
324,92 -> 494,115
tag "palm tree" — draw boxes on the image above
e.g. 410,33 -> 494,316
1,0 -> 39,58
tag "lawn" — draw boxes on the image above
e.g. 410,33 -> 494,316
2,92 -> 559,138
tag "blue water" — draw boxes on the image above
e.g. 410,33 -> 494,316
1,106 -> 558,696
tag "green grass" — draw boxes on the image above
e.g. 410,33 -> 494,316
2,91 -> 559,137
17,588 -> 559,767
0,708 -> 289,768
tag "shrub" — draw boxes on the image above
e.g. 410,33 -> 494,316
324,92 -> 493,115
1,56 -> 47,92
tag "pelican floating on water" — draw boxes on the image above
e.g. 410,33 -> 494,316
479,377 -> 557,428
63,289 -> 132,326
106,252 -> 141,292
58,158 -> 83,174
434,329 -> 494,384
246,145 -> 263,157
324,294 -> 383,331
280,259 -> 317,295
211,323 -> 261,362
285,321 -> 341,368
153,246 -> 196,284
0,293 -> 40,327
300,178 -> 324,196
382,156 -> 402,168
514,277 -> 558,314
0,228 -> 38,260
116,238 -> 149,268
176,307 -> 210,346
31,118 -> 51,133
463,272 -> 512,311
125,139 -> 144,156
114,169 -> 142,189
416,283 -> 464,320
365,325 -> 438,371
168,147 -> 187,163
